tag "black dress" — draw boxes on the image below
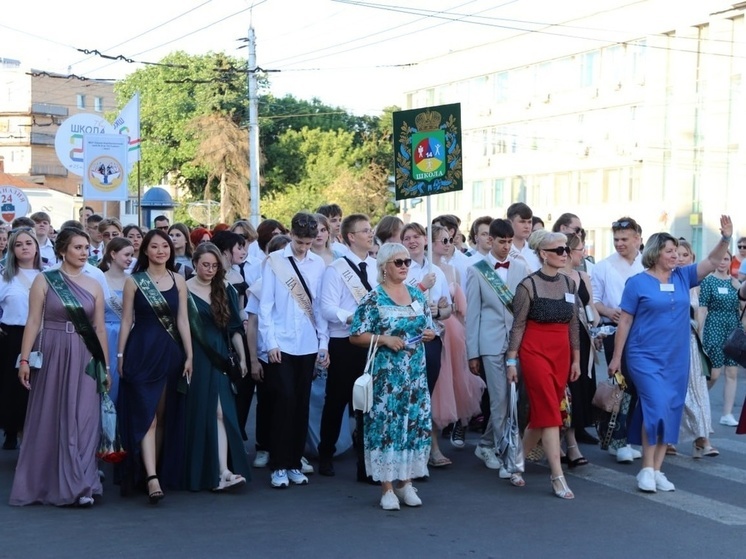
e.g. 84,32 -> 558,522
569,279 -> 596,429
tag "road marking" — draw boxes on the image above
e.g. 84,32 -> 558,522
709,438 -> 746,455
665,454 -> 746,485
567,463 -> 746,526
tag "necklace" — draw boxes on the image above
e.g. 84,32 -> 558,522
148,270 -> 168,284
60,266 -> 84,278
193,277 -> 212,287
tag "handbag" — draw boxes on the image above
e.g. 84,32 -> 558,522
498,382 -> 525,474
225,340 -> 243,384
592,375 -> 625,414
560,385 -> 572,428
723,306 -> 746,368
594,373 -> 630,450
352,335 -> 378,413
96,392 -> 127,463
16,295 -> 45,370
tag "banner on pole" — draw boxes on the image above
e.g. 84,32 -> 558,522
112,93 -> 141,169
393,103 -> 463,201
54,113 -> 115,177
82,134 -> 129,201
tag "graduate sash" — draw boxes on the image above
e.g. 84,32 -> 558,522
43,270 -> 107,393
474,259 -> 514,314
332,258 -> 368,304
267,252 -> 316,327
131,271 -> 182,346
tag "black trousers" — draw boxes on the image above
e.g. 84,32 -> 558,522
318,337 -> 367,460
424,336 -> 443,395
603,332 -> 637,442
234,359 -> 271,451
265,352 -> 316,471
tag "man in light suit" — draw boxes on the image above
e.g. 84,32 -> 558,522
466,218 -> 529,472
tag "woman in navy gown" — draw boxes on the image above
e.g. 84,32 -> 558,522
117,229 -> 193,503
608,216 -> 732,493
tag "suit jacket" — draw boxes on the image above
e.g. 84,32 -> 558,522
465,258 -> 529,359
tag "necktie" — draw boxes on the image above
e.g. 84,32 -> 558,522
93,249 -> 100,256
357,262 -> 373,291
495,261 -> 510,269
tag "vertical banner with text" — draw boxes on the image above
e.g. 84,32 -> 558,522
82,134 -> 129,201
392,103 -> 463,201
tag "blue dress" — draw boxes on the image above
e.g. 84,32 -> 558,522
117,282 -> 186,491
350,285 -> 432,482
104,289 -> 123,403
621,264 -> 698,445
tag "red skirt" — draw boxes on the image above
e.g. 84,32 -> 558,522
519,321 -> 571,429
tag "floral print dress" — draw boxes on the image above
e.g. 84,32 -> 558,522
351,285 -> 432,482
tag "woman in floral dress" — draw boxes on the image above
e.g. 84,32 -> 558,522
350,242 -> 436,511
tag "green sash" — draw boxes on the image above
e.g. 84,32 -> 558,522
43,270 -> 107,393
131,272 -> 182,346
474,259 -> 514,314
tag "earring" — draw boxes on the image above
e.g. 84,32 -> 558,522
382,270 -> 386,282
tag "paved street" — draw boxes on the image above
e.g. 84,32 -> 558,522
2,370 -> 745,559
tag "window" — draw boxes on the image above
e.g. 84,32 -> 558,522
94,97 -> 103,112
495,71 -> 509,102
581,51 -> 600,88
472,181 -> 484,208
492,178 -> 505,207
76,94 -> 85,109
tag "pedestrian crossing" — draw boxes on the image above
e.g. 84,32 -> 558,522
564,437 -> 746,526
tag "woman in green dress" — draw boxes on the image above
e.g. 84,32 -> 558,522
350,242 -> 435,511
185,243 -> 250,491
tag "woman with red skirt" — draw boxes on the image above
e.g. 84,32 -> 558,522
506,230 -> 581,499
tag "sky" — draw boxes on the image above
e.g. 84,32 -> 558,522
0,0 -> 542,115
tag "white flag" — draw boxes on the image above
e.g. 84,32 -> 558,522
113,93 -> 141,167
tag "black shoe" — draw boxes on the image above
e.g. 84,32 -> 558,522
441,423 -> 454,439
575,429 -> 599,445
319,460 -> 335,477
3,432 -> 18,450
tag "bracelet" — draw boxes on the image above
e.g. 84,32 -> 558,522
19,359 -> 29,365
721,235 -> 732,243
417,282 -> 426,292
505,358 -> 518,367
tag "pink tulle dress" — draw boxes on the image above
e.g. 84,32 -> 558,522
431,281 -> 485,428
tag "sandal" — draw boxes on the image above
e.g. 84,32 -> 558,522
550,475 -> 574,500
146,475 -> 165,505
566,445 -> 588,469
427,452 -> 452,468
509,473 -> 525,487
213,470 -> 246,492
666,444 -> 677,456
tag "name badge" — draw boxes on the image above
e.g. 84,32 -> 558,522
718,287 -> 729,295
411,301 -> 423,314
405,334 -> 423,346
564,293 -> 576,304
660,284 -> 675,292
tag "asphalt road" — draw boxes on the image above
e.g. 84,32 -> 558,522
2,370 -> 745,559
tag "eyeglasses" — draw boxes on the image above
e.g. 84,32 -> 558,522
352,228 -> 373,235
543,246 -> 571,256
388,258 -> 412,268
199,262 -> 220,271
436,237 -> 455,245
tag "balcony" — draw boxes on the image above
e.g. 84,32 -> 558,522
30,132 -> 55,145
31,164 -> 68,177
31,103 -> 68,117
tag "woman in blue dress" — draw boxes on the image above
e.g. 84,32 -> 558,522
100,237 -> 134,404
350,243 -> 436,511
117,230 -> 193,504
608,216 -> 733,493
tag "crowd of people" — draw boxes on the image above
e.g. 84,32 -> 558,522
0,202 -> 745,509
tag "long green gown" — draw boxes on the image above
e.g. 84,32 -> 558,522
184,287 -> 251,490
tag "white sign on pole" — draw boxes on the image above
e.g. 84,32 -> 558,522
82,134 -> 129,201
54,113 -> 115,177
0,186 -> 31,223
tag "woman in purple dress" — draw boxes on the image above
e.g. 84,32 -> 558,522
10,227 -> 110,507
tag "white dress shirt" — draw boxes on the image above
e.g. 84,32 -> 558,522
445,249 -> 470,290
258,245 -> 329,356
406,258 -> 452,305
509,241 -> 541,272
38,238 -> 57,268
244,259 -> 267,362
485,252 -> 510,283
320,252 -> 378,338
591,251 -> 643,319
0,269 -> 40,325
89,241 -> 105,262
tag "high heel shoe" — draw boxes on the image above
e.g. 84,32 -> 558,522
550,475 -> 574,500
146,475 -> 165,505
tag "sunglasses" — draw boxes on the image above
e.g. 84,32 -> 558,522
155,226 -> 169,231
293,218 -> 318,229
611,220 -> 634,230
389,258 -> 412,268
739,245 -> 746,250
544,246 -> 572,256
437,237 -> 455,245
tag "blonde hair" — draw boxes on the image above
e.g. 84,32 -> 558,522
528,229 -> 567,257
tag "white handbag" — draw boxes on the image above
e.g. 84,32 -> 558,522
352,335 -> 378,413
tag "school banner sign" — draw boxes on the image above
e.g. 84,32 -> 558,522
392,103 -> 463,201
82,134 -> 128,201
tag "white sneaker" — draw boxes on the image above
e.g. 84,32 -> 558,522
654,471 -> 675,492
300,456 -> 314,474
474,446 -> 501,470
393,483 -> 422,507
253,450 -> 270,468
287,469 -> 309,485
498,466 -> 512,480
720,414 -> 738,427
270,469 -> 289,488
636,467 -> 656,492
616,446 -> 634,464
630,446 -> 642,459
380,490 -> 400,510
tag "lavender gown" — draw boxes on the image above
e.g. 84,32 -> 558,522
10,279 -> 102,506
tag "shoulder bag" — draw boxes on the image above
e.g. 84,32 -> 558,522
352,334 -> 379,413
723,305 -> 746,368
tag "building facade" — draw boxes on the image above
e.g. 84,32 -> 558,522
400,0 -> 746,259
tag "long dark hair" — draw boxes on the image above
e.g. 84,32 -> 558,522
169,222 -> 193,258
133,229 -> 176,273
99,237 -> 133,272
192,243 -> 230,329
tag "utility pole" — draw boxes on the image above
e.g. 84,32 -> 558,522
248,27 -> 261,226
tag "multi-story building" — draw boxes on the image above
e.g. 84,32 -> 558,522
0,59 -> 116,225
400,0 -> 746,259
